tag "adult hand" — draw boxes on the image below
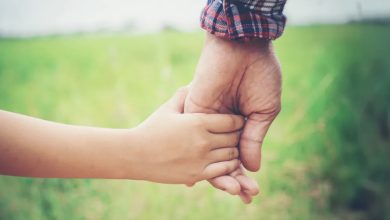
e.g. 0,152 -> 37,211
184,33 -> 282,203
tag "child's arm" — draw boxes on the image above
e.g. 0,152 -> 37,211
0,88 -> 244,185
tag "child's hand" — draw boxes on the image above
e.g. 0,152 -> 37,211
131,88 -> 244,185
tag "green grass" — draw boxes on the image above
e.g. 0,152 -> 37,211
0,25 -> 389,220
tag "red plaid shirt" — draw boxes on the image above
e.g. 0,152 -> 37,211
200,0 -> 287,41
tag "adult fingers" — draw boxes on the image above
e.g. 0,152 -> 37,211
208,175 -> 241,195
199,114 -> 244,133
235,173 -> 259,196
239,191 -> 253,204
203,159 -> 240,182
207,147 -> 239,163
239,112 -> 278,172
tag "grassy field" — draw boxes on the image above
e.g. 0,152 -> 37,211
0,25 -> 389,220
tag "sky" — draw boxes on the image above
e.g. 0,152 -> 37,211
0,0 -> 389,37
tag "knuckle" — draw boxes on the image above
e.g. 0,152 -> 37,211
190,115 -> 206,129
274,104 -> 282,115
196,138 -> 211,149
261,104 -> 281,120
228,115 -> 237,129
269,100 -> 282,116
223,163 -> 230,174
228,148 -> 237,160
233,148 -> 239,159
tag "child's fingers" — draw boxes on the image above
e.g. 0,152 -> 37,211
200,114 -> 245,133
207,147 -> 239,163
209,131 -> 241,149
202,159 -> 240,180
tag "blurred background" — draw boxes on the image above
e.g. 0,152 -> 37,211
0,0 -> 389,219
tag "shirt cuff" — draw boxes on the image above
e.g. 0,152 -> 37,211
200,0 -> 287,41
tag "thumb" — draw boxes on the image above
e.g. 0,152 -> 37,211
160,86 -> 189,113
239,111 -> 278,172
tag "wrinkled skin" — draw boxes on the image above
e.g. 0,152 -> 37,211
185,34 -> 282,203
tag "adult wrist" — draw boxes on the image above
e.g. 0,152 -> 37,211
204,33 -> 272,65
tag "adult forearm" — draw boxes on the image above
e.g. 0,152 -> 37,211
0,110 -> 137,179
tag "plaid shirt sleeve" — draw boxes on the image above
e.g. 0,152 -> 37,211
200,0 -> 287,41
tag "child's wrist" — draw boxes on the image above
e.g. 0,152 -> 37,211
116,127 -> 150,181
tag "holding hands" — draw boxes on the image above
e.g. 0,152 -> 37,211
130,88 -> 244,185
